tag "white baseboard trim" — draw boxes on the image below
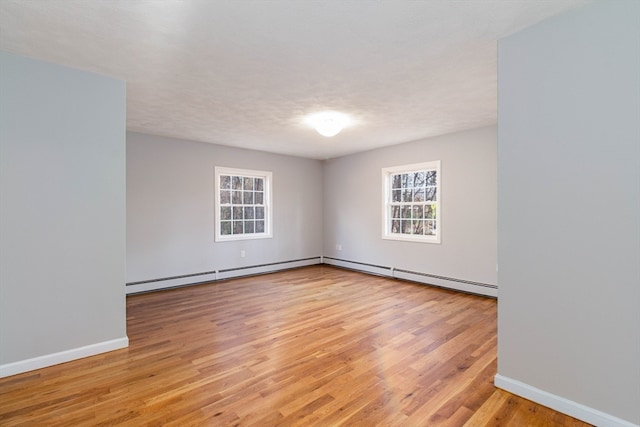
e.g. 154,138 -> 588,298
494,374 -> 639,427
0,337 -> 129,379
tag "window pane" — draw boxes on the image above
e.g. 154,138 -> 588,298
391,174 -> 402,189
254,178 -> 264,191
425,187 -> 437,201
255,191 -> 264,204
233,221 -> 244,234
220,206 -> 232,220
233,206 -> 243,219
401,206 -> 412,219
232,191 -> 242,204
401,220 -> 412,234
425,220 -> 436,235
255,207 -> 264,219
220,175 -> 231,189
391,205 -> 401,219
220,190 -> 231,204
425,205 -> 436,219
232,176 -> 243,190
244,207 -> 254,219
402,173 -> 413,188
413,220 -> 423,234
413,172 -> 425,187
244,221 -> 254,234
221,221 -> 232,235
391,219 -> 400,233
426,171 -> 437,186
392,189 -> 401,202
255,220 -> 265,233
413,188 -> 424,202
413,205 -> 423,219
243,177 -> 253,190
243,191 -> 253,204
402,189 -> 412,202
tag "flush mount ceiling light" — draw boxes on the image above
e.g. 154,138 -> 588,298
304,111 -> 351,137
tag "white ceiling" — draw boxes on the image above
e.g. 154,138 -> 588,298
0,0 -> 587,159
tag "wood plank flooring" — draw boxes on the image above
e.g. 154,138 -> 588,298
0,265 -> 592,426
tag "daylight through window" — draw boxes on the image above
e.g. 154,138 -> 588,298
215,167 -> 272,241
382,161 -> 440,243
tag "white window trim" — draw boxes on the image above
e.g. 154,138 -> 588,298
215,166 -> 273,242
381,161 -> 441,244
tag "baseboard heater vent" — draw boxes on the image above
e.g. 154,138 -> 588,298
322,256 -> 497,298
126,256 -> 321,295
126,256 -> 497,298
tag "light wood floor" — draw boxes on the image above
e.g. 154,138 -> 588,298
1,265 -> 591,426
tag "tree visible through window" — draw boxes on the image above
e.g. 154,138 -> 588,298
382,161 -> 440,243
215,167 -> 272,241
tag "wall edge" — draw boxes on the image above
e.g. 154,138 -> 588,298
494,374 -> 639,427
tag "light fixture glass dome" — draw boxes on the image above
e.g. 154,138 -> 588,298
304,111 -> 351,137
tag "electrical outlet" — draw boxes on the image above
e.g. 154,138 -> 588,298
240,250 -> 246,257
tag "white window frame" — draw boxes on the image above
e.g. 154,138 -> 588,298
215,166 -> 273,242
381,161 -> 441,244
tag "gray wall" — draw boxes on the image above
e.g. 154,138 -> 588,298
126,132 -> 323,291
0,52 -> 127,368
323,126 -> 497,295
497,1 -> 640,425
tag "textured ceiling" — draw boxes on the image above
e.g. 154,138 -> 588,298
0,0 -> 587,159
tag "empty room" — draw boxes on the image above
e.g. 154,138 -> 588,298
0,1 -> 638,426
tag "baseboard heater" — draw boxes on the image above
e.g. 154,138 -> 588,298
322,256 -> 497,298
126,256 -> 497,298
126,256 -> 322,294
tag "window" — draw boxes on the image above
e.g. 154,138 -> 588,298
215,167 -> 272,241
382,161 -> 441,243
